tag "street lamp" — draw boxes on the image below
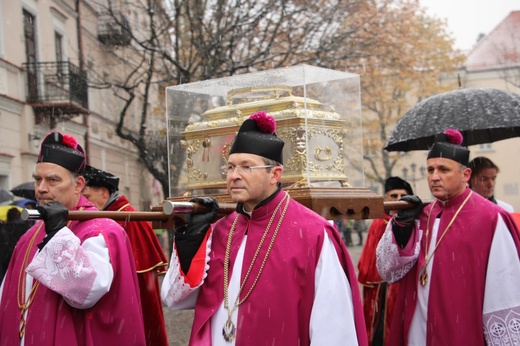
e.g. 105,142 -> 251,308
402,163 -> 426,188
28,133 -> 41,149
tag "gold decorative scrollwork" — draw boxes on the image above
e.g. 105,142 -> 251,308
186,157 -> 193,169
277,127 -> 320,146
188,167 -> 208,181
324,128 -> 345,146
185,139 -> 201,155
285,149 -> 322,172
340,180 -> 352,187
314,146 -> 332,161
287,178 -> 309,188
222,141 -> 234,161
184,139 -> 209,181
326,155 -> 344,172
232,111 -> 246,126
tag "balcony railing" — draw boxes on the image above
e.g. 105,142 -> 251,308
23,61 -> 89,119
98,12 -> 132,46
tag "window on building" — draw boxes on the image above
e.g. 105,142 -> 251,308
0,3 -> 4,57
477,143 -> 493,151
23,10 -> 38,97
55,32 -> 63,62
55,32 -> 64,84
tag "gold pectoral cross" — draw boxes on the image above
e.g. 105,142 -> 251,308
222,318 -> 236,342
419,268 -> 428,286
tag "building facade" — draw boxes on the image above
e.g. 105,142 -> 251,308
0,0 -> 165,210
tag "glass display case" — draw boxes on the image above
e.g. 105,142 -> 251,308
164,65 -> 383,220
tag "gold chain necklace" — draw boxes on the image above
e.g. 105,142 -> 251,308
17,214 -> 76,338
222,193 -> 290,342
17,223 -> 43,338
419,191 -> 473,286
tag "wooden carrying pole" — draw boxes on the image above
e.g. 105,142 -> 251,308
22,200 -> 417,229
21,201 -> 238,229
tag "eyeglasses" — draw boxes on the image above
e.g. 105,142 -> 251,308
220,164 -> 274,176
389,193 -> 409,199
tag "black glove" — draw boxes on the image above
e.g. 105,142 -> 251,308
175,197 -> 219,273
37,201 -> 69,250
395,195 -> 423,224
392,195 -> 423,248
183,197 -> 220,235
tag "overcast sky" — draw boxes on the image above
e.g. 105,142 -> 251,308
420,0 -> 519,51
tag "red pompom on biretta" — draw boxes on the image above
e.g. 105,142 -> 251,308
250,111 -> 276,134
443,128 -> 463,145
61,133 -> 79,149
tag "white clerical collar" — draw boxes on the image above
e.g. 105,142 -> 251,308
240,204 -> 252,217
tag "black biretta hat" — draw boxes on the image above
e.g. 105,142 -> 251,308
385,176 -> 414,195
37,132 -> 86,173
229,111 -> 284,164
83,165 -> 120,194
427,129 -> 469,166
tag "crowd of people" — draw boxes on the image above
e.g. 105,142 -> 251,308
1,116 -> 519,345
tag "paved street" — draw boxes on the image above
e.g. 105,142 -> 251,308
162,242 -> 365,346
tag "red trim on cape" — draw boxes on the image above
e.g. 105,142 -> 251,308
358,214 -> 400,344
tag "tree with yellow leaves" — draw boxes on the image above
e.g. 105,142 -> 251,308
326,0 -> 466,188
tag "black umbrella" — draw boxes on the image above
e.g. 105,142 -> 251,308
0,188 -> 13,204
11,182 -> 36,201
384,88 -> 520,152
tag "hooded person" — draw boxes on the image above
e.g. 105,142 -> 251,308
0,131 -> 146,345
358,176 -> 414,345
376,128 -> 520,345
162,111 -> 368,345
82,165 -> 169,346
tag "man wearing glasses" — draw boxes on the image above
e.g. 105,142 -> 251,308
161,111 -> 367,345
358,176 -> 413,345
